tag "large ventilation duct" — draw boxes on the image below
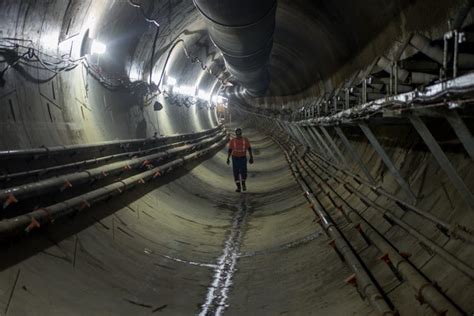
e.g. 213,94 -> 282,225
193,0 -> 276,97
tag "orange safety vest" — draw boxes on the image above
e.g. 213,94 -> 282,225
229,137 -> 250,157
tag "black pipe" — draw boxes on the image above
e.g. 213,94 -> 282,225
0,125 -> 223,160
193,0 -> 276,97
0,137 -> 227,242
0,131 -> 226,204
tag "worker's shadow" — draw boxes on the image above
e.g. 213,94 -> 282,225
0,149 -> 220,271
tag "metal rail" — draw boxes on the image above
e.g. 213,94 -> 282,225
294,73 -> 474,126
0,125 -> 223,160
0,132 -> 219,183
0,131 -> 225,205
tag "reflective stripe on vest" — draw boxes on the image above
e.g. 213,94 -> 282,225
231,138 -> 248,156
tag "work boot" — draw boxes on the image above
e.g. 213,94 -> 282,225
235,183 -> 241,192
242,181 -> 247,192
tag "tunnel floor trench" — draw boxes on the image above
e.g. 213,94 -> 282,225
1,126 -> 372,316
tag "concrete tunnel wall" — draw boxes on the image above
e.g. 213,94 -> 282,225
0,0 -> 219,149
1,0 -> 474,315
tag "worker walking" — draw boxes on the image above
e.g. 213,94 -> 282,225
227,128 -> 254,192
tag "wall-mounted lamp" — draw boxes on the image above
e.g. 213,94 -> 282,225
81,29 -> 107,56
90,40 -> 106,55
197,89 -> 208,100
166,76 -> 177,86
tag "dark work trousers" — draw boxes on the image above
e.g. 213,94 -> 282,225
232,156 -> 247,183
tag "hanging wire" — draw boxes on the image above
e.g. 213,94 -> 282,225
0,0 -> 226,106
0,37 -> 153,94
128,0 -> 160,28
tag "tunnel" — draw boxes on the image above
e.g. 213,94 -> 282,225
1,0 -> 474,315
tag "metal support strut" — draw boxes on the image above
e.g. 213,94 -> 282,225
409,115 -> 474,211
334,127 -> 376,185
359,124 -> 417,203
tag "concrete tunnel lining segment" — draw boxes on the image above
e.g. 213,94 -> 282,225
1,0 -> 474,315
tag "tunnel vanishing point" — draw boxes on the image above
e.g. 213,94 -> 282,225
0,0 -> 474,315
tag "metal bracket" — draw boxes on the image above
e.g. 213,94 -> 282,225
303,126 -> 327,155
320,126 -> 349,168
445,110 -> 474,160
334,127 -> 376,185
294,125 -> 316,148
409,115 -> 474,210
310,127 -> 340,163
359,123 -> 417,203
288,124 -> 306,145
282,122 -> 296,140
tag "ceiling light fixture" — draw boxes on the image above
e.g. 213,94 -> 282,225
166,76 -> 177,86
90,40 -> 106,55
80,30 -> 107,56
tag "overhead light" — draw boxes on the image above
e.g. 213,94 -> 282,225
175,85 -> 195,97
90,40 -> 106,55
129,65 -> 141,81
41,33 -> 59,50
198,89 -> 208,100
167,76 -> 177,86
80,30 -> 107,56
214,95 -> 227,104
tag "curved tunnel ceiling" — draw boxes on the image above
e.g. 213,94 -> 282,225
71,0 -> 463,103
1,0 -> 474,315
12,0 -> 458,104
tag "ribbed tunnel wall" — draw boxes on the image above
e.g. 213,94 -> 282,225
0,124 -> 375,315
1,0 -> 474,315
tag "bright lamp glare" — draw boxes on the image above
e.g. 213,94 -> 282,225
41,33 -> 58,49
167,76 -> 177,86
175,85 -> 195,96
91,40 -> 106,55
198,89 -> 208,100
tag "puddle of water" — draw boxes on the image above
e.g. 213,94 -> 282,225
199,195 -> 250,316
